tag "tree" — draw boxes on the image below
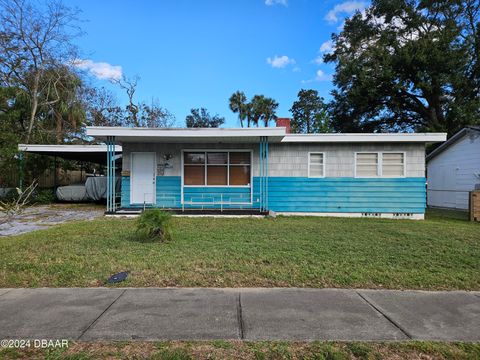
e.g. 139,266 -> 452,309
325,0 -> 480,135
250,95 -> 279,127
229,91 -> 248,127
229,91 -> 278,127
137,100 -> 176,128
82,86 -> 126,128
111,75 -> 139,126
185,108 -> 225,128
111,76 -> 176,128
0,0 -> 81,142
289,89 -> 331,133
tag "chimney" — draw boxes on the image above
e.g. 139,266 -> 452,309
276,117 -> 291,133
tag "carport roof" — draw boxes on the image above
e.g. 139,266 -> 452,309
18,144 -> 122,164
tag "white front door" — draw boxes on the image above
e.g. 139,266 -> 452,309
131,152 -> 156,204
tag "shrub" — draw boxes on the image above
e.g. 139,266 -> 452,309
136,209 -> 173,242
34,188 -> 56,204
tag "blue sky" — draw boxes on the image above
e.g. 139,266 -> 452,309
69,0 -> 368,127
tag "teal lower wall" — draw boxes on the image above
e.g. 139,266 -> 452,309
267,177 -> 426,213
121,176 -> 426,213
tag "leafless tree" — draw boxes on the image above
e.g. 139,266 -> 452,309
0,181 -> 37,225
111,75 -> 140,126
0,0 -> 81,143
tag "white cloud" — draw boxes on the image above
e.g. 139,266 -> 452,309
319,40 -> 334,54
265,0 -> 287,6
315,69 -> 331,81
312,55 -> 324,65
73,59 -> 123,80
301,69 -> 332,84
325,1 -> 367,23
266,55 -> 296,68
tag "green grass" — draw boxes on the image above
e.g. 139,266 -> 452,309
1,341 -> 479,360
0,209 -> 478,289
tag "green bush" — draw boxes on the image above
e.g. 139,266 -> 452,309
136,209 -> 173,242
34,188 -> 56,204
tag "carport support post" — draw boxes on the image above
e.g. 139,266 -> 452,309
106,136 -> 116,213
18,151 -> 24,190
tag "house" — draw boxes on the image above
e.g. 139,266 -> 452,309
426,126 -> 480,210
86,119 -> 446,219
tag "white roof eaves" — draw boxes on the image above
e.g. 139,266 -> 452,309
426,127 -> 480,162
86,126 -> 287,138
282,133 -> 447,143
18,144 -> 123,152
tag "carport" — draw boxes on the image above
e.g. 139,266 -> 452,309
17,144 -> 122,207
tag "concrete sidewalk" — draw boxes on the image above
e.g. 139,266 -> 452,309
0,288 -> 479,341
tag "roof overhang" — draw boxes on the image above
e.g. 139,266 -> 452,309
18,144 -> 122,164
283,133 -> 447,143
85,126 -> 447,145
426,127 -> 480,162
86,126 -> 287,143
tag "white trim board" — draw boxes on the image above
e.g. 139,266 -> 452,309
283,133 -> 446,143
18,144 -> 122,152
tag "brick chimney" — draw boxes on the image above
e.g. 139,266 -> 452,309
276,117 -> 291,133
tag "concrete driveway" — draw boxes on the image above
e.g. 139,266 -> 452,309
0,288 -> 478,341
0,204 -> 104,236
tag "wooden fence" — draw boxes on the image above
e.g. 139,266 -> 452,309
470,191 -> 480,222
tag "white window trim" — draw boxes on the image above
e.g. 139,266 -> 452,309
354,151 -> 406,178
181,149 -> 253,188
308,152 -> 325,178
381,151 -> 406,178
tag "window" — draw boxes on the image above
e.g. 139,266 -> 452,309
382,153 -> 404,177
183,151 -> 251,186
184,152 -> 205,185
355,152 -> 405,177
356,153 -> 379,177
309,153 -> 325,177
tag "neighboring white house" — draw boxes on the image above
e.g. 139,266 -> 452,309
427,126 -> 480,210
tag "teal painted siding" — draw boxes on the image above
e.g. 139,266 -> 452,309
121,176 -> 130,208
267,177 -> 426,213
121,176 -> 425,213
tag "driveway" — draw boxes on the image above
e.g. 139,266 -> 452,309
0,204 -> 104,236
0,288 -> 478,341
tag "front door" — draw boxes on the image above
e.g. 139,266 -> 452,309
131,152 -> 156,205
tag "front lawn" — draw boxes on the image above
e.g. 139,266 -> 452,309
0,209 -> 478,289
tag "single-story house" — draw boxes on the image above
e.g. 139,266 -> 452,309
86,119 -> 446,219
426,126 -> 480,210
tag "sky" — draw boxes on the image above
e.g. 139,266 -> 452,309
68,0 -> 369,127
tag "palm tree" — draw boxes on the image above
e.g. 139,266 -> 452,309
250,95 -> 279,127
261,97 -> 279,127
229,91 -> 248,127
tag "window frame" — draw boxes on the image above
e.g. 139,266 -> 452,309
181,149 -> 253,188
354,151 -> 406,178
308,152 -> 326,178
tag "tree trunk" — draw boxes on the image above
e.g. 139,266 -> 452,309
55,111 -> 63,144
26,73 -> 40,143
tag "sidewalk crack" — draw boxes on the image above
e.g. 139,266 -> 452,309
0,289 -> 13,299
356,291 -> 412,339
236,292 -> 245,340
77,289 -> 126,340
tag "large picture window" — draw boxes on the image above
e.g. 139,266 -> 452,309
183,151 -> 251,186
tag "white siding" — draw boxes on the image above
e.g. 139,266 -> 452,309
427,132 -> 480,210
122,142 -> 426,178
